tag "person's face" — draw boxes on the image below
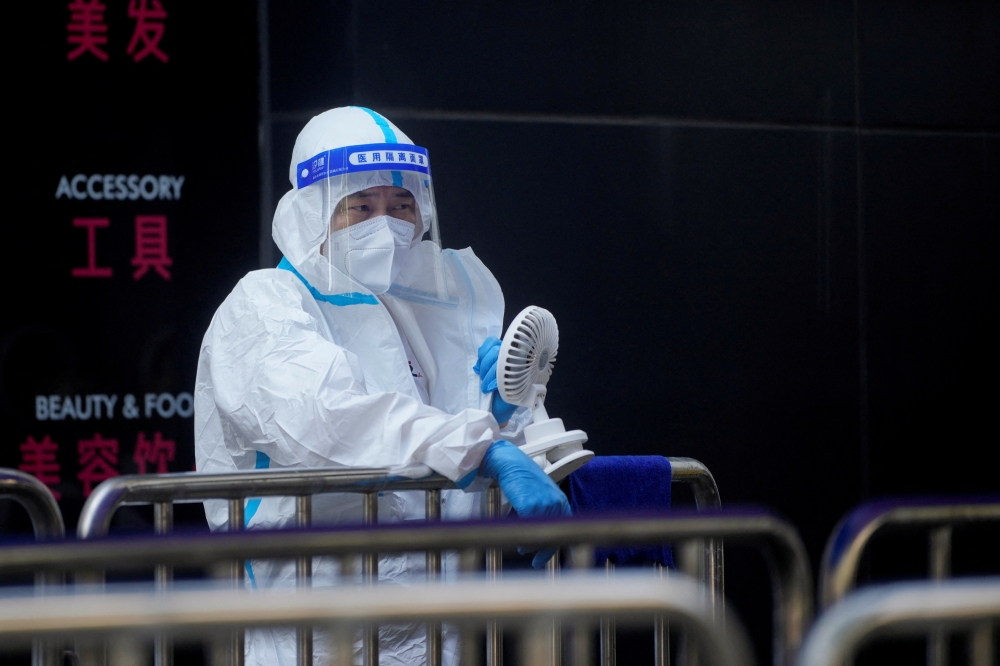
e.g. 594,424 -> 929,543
331,186 -> 418,231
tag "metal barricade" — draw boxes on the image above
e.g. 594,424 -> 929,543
796,577 -> 1000,666
819,496 -> 1000,666
0,468 -> 65,542
0,467 -> 66,666
72,457 -> 719,666
0,571 -> 753,666
667,458 -> 725,604
0,508 -> 810,666
80,465 -> 440,666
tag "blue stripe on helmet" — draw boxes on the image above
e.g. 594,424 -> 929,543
354,107 -> 398,144
353,108 -> 404,186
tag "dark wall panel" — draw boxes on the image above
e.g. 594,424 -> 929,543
865,135 -> 999,495
269,0 -> 355,113
859,0 -> 1000,129
351,0 -> 856,124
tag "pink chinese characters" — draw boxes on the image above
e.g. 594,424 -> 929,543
20,436 -> 62,499
77,433 -> 119,497
133,431 -> 175,474
66,0 -> 109,62
126,0 -> 169,63
131,215 -> 173,280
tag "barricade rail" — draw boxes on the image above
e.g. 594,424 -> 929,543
0,572 -> 754,666
73,456 -> 721,666
0,467 -> 66,666
0,508 -> 810,666
795,577 -> 1000,666
0,468 -> 65,541
819,496 -> 1000,608
819,496 -> 1000,666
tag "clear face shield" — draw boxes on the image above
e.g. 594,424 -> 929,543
296,143 -> 443,297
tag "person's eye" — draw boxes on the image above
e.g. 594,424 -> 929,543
351,205 -> 370,212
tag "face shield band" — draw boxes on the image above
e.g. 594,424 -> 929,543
297,144 -> 431,190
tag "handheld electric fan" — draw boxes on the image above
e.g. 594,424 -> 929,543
497,306 -> 594,482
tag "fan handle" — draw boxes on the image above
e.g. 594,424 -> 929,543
525,384 -> 549,423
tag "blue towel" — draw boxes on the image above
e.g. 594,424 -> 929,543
566,455 -> 674,567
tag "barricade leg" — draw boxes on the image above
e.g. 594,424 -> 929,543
32,638 -> 61,666
74,567 -> 107,665
570,545 -> 594,666
297,495 -> 313,666
74,629 -> 106,665
331,624 -> 353,666
654,563 -> 670,666
547,555 -> 562,666
600,560 -> 615,666
362,492 -> 379,666
677,540 -> 702,666
524,620 -> 559,666
154,502 -> 174,666
229,498 -> 245,666
107,635 -> 146,666
425,489 -> 442,666
971,622 -> 994,666
33,568 -> 65,666
459,549 -> 483,666
707,538 -> 724,622
927,526 -> 951,666
485,485 -> 503,666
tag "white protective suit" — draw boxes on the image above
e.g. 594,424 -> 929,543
194,107 -> 531,665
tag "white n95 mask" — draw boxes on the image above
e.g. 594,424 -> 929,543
330,215 -> 414,294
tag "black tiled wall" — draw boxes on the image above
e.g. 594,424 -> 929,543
859,0 -> 1000,129
353,0 -> 857,123
864,135 -> 999,496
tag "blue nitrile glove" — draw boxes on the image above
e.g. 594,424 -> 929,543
480,440 -> 572,568
473,337 -> 518,425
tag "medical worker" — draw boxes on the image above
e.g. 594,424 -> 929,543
194,107 -> 570,666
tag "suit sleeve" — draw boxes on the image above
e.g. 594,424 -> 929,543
202,273 -> 498,483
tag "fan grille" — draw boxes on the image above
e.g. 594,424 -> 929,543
498,306 -> 559,406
